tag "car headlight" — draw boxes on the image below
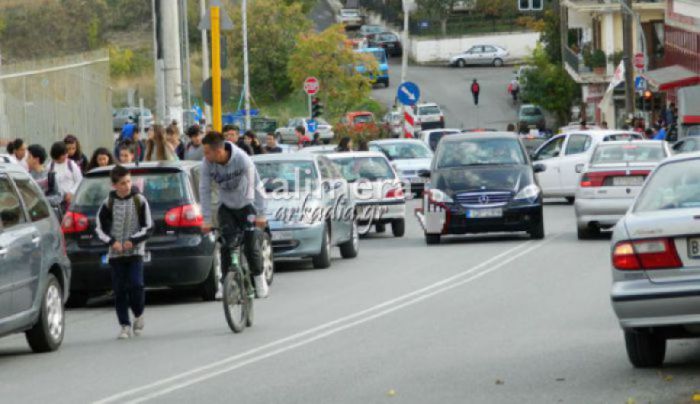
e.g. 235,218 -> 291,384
514,184 -> 540,201
427,189 -> 453,204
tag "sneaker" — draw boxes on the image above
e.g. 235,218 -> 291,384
254,275 -> 269,299
133,316 -> 144,336
117,326 -> 131,340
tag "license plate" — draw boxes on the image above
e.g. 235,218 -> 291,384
272,231 -> 293,241
466,208 -> 503,219
688,238 -> 700,259
410,177 -> 426,183
612,176 -> 644,187
101,251 -> 151,265
386,43 -> 395,48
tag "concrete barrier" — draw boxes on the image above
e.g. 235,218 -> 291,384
409,31 -> 541,65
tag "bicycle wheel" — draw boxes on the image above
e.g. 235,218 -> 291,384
240,253 -> 254,328
222,271 -> 246,333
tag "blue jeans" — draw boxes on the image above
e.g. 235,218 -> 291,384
110,259 -> 145,327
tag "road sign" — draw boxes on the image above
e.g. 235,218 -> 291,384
307,119 -> 318,133
397,81 -> 420,106
304,77 -> 320,95
635,76 -> 647,91
201,77 -> 232,106
634,53 -> 645,70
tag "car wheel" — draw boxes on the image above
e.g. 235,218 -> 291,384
565,196 -> 575,204
26,274 -> 65,353
385,78 -> 390,88
528,220 -> 545,240
493,58 -> 504,67
65,291 -> 89,308
260,232 -> 275,286
425,233 -> 441,245
392,219 -> 406,238
312,225 -> 332,269
339,221 -> 359,259
375,223 -> 386,233
624,329 -> 666,368
457,59 -> 466,68
201,242 -> 221,301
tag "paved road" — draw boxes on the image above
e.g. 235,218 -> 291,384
1,200 -> 699,403
310,0 -> 336,32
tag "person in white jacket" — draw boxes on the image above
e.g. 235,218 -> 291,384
49,140 -> 83,205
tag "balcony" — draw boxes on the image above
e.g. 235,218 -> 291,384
563,0 -> 666,12
563,46 -> 612,84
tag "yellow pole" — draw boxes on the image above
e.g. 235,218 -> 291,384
211,6 -> 222,132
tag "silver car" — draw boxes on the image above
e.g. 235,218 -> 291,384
253,153 -> 358,269
449,45 -> 509,68
0,163 -> 71,352
275,117 -> 334,144
575,140 -> 670,239
369,139 -> 434,195
611,152 -> 700,367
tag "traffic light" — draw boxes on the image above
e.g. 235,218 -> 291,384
637,90 -> 654,111
312,97 -> 323,118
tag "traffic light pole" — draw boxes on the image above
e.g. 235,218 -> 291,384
308,94 -> 312,120
623,0 -> 635,119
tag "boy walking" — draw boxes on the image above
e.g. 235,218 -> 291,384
95,165 -> 153,339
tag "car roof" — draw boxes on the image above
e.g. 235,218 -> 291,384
655,150 -> 700,165
416,102 -> 439,107
558,130 -> 642,138
324,151 -> 387,159
0,162 -> 29,175
84,161 -> 200,176
347,111 -> 373,116
442,131 -> 520,141
594,140 -> 664,147
420,128 -> 461,135
370,138 -> 425,145
519,104 -> 540,109
252,153 -> 318,162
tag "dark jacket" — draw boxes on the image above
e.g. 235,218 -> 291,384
95,186 -> 153,262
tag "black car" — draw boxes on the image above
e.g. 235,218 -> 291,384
416,132 -> 545,244
62,161 -> 274,306
368,32 -> 403,57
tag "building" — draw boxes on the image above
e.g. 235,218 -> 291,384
561,0 -> 666,127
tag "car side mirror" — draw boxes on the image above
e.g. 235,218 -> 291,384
322,181 -> 331,193
575,163 -> 584,173
418,169 -> 431,178
533,163 -> 546,173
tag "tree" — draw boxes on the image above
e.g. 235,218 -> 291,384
288,24 -> 377,119
416,0 -> 457,36
521,44 -> 579,126
282,0 -> 318,14
538,8 -> 561,63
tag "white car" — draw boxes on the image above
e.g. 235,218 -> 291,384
369,139 -> 433,195
0,154 -> 12,164
418,128 -> 461,151
382,110 -> 403,138
275,117 -> 334,144
326,152 -> 406,237
336,9 -> 363,28
449,45 -> 509,68
412,103 -> 445,132
300,145 -> 338,155
531,130 -> 644,202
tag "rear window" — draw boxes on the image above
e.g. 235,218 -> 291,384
591,144 -> 666,164
353,114 -> 374,124
521,107 -> 542,116
73,172 -> 189,212
635,160 -> 700,212
330,157 -> 395,182
603,132 -> 642,141
418,106 -> 441,115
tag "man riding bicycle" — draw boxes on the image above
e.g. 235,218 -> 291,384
200,131 -> 269,298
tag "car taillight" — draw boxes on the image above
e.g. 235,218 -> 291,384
165,204 -> 203,228
61,211 -> 89,234
579,172 -> 609,187
612,239 -> 682,270
386,187 -> 404,199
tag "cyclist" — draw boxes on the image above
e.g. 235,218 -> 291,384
200,131 -> 269,298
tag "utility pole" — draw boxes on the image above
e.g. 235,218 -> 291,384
211,5 -> 222,132
180,0 -> 192,121
400,0 -> 411,84
152,0 -> 166,124
242,0 -> 252,130
161,0 -> 184,126
622,0 -> 635,118
200,0 -> 211,125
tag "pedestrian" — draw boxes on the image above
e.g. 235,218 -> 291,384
184,125 -> 205,161
26,144 -> 63,207
470,79 -> 480,106
166,124 -> 185,160
121,117 -> 137,142
118,141 -> 137,164
653,125 -> 668,141
357,140 -> 369,151
63,134 -> 88,173
580,120 -> 588,130
10,138 -> 28,170
506,123 -> 516,132
115,124 -> 145,162
48,140 -> 83,207
264,133 -> 282,153
245,131 -> 264,155
311,133 -> 321,146
95,165 -> 153,340
508,78 -> 519,103
87,147 -> 115,171
601,121 -> 609,129
223,124 -> 253,155
133,129 -> 146,161
644,128 -> 654,139
295,126 -> 311,148
337,136 -> 353,152
145,125 -> 178,161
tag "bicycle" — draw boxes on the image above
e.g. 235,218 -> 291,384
217,229 -> 255,333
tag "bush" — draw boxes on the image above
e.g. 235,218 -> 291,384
589,49 -> 607,68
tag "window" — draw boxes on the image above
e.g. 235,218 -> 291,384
534,136 -> 564,160
0,177 -> 26,230
565,134 -> 591,155
317,159 -> 335,180
635,160 -> 700,212
436,138 -> 526,168
484,46 -> 496,52
681,139 -> 699,153
331,157 -> 395,182
13,177 -> 51,222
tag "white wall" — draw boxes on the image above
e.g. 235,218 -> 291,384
410,32 -> 541,64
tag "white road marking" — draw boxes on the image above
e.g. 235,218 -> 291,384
95,236 -> 558,404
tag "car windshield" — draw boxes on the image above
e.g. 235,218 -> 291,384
365,26 -> 383,34
635,160 -> 700,212
521,107 -> 542,116
437,138 -> 526,168
72,172 -> 188,213
591,144 -> 666,164
418,106 -> 441,115
330,157 -> 394,182
342,10 -> 359,16
256,160 -> 318,192
427,132 -> 457,151
374,142 -> 432,160
380,34 -> 397,41
353,114 -> 374,124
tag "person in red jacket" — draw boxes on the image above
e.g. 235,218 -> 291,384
471,79 -> 480,106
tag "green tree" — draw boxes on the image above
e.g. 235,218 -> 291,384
521,44 -> 579,126
538,8 -> 561,63
288,24 -> 377,119
416,0 -> 456,36
283,0 -> 318,14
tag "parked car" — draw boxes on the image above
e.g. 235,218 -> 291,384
253,153 -> 358,269
518,104 -> 546,132
359,24 -> 385,37
367,32 -> 403,57
449,45 -> 509,68
415,132 -> 545,244
336,8 -> 363,29
610,153 -> 700,367
0,154 -> 11,163
575,140 -> 670,239
275,117 -> 334,144
112,107 -> 154,132
326,152 -> 406,237
418,128 -> 461,151
63,161 -> 274,306
369,139 -> 433,195
382,110 -> 403,138
336,111 -> 381,137
355,47 -> 389,87
532,130 -> 644,202
412,102 -> 445,132
0,162 -> 71,352
671,136 -> 700,154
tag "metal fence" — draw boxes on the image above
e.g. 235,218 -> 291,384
410,15 -> 523,37
0,50 -> 113,155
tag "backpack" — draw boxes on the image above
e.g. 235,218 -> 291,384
107,192 -> 144,225
471,83 -> 480,94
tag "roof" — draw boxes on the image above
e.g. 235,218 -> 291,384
416,102 -> 439,107
658,150 -> 700,165
443,131 -> 519,141
642,65 -> 700,91
252,153 -> 317,162
324,151 -> 387,160
558,129 -> 641,138
594,140 -> 665,147
85,161 -> 199,176
419,128 -> 461,135
369,138 -> 425,145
